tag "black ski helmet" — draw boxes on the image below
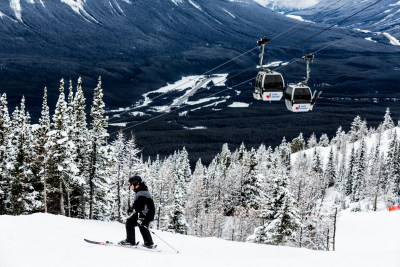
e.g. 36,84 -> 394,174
128,175 -> 142,186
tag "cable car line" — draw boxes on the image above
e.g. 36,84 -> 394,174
109,76 -> 255,137
108,0 -> 385,133
107,46 -> 259,123
107,0 -> 350,124
273,0 -> 354,46
275,0 -> 384,59
268,0 -> 344,44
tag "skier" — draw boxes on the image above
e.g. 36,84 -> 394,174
119,175 -> 155,248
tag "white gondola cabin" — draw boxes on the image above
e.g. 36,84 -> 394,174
253,37 -> 285,102
253,70 -> 285,101
284,84 -> 313,112
285,54 -> 317,112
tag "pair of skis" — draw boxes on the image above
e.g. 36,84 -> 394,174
84,239 -> 161,253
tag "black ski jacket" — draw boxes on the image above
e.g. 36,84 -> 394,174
132,184 -> 155,223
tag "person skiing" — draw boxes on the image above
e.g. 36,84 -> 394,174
119,175 -> 155,248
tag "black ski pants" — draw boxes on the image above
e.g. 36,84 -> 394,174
126,214 -> 154,246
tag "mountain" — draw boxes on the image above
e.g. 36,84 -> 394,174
0,210 -> 399,266
286,0 -> 400,40
0,0 -> 399,164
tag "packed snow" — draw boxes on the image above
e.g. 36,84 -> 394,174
10,0 -> 22,21
383,32 -> 400,46
285,14 -> 313,23
0,210 -> 399,267
188,0 -> 202,11
138,74 -> 228,112
228,102 -> 250,108
253,0 -> 319,9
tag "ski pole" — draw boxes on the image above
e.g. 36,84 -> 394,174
143,225 -> 180,253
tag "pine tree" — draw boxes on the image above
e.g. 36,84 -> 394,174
319,133 -> 330,147
168,149 -> 190,234
345,146 -> 356,196
382,107 -> 395,131
0,94 -> 11,214
324,147 -> 336,188
307,133 -> 318,149
8,97 -> 37,214
72,77 -> 90,218
352,139 -> 367,202
241,148 -> 262,210
249,160 -> 300,245
349,116 -> 367,142
47,79 -> 79,215
88,76 -> 109,219
185,159 -> 206,236
32,87 -> 51,213
385,130 -> 400,206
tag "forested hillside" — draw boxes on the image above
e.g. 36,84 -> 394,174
0,78 -> 399,250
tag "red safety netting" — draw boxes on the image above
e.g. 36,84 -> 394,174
388,206 -> 400,212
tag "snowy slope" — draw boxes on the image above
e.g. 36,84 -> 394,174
0,211 -> 399,267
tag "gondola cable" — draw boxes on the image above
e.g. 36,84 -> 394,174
108,0 -> 348,123
108,0 -> 386,133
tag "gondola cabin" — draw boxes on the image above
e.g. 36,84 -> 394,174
285,84 -> 313,112
253,71 -> 285,101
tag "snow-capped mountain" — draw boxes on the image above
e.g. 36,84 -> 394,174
251,0 -> 319,12
0,0 -> 399,164
286,0 -> 400,41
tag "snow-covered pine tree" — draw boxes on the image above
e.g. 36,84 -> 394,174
154,154 -> 175,230
110,131 -> 127,222
0,93 -> 11,214
324,147 -> 336,188
311,148 -> 324,197
47,79 -> 79,216
307,133 -> 318,149
167,149 -> 190,234
124,133 -> 142,214
385,130 -> 400,206
66,79 -> 75,137
319,133 -> 330,147
367,137 -> 385,210
72,77 -> 90,218
382,107 -> 395,131
32,87 -> 51,213
88,76 -> 110,219
185,159 -> 206,236
349,116 -> 367,142
241,147 -> 262,210
8,97 -> 38,214
352,139 -> 367,202
248,158 -> 300,246
345,146 -> 356,196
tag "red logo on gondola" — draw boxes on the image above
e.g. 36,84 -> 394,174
296,105 -> 300,110
266,93 -> 271,99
